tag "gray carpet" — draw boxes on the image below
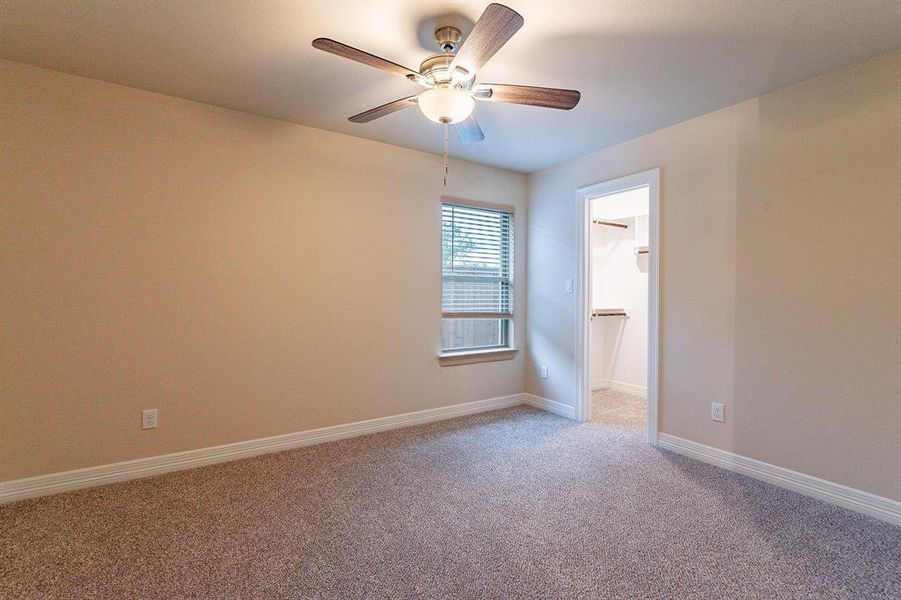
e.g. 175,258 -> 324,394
591,388 -> 646,428
2,400 -> 899,598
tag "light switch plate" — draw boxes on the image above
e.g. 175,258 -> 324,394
564,279 -> 573,293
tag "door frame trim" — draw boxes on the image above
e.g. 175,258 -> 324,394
576,168 -> 660,445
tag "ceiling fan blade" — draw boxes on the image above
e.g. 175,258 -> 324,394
455,114 -> 485,145
312,38 -> 422,81
450,4 -> 523,79
348,96 -> 418,123
474,83 -> 581,110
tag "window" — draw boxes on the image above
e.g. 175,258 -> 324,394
441,201 -> 514,354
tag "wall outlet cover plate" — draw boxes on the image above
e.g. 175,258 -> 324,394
142,409 -> 158,430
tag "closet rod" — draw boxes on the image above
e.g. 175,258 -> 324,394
592,219 -> 628,229
592,310 -> 627,317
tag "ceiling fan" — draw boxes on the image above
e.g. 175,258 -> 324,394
311,3 -> 581,147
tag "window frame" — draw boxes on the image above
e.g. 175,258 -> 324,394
438,196 -> 517,364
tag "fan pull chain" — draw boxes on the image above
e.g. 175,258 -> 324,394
443,122 -> 449,187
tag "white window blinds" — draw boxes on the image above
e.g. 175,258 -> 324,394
442,202 -> 513,319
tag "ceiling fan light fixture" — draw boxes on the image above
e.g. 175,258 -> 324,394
417,86 -> 474,124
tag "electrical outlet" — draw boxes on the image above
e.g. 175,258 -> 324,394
540,365 -> 549,379
142,408 -> 158,430
710,402 -> 724,423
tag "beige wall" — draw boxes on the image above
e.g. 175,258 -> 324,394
0,60 -> 527,481
527,50 -> 901,500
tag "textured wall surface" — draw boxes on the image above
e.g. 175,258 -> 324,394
527,51 -> 901,499
0,60 -> 527,480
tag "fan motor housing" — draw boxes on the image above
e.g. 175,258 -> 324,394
419,54 -> 454,84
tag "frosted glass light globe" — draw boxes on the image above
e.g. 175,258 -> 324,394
418,86 -> 475,124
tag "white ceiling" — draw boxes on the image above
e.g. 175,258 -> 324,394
2,1 -> 899,172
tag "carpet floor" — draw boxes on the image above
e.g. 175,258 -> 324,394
591,388 -> 646,428
2,399 -> 899,598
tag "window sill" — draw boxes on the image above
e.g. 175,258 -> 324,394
438,347 -> 518,367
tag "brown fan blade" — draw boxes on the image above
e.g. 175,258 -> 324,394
449,4 -> 523,79
474,83 -> 581,110
312,38 -> 421,81
348,96 -> 418,123
455,114 -> 485,145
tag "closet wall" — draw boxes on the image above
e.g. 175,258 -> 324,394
589,189 -> 649,396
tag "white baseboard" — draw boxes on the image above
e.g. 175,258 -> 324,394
524,394 -> 577,419
657,433 -> 901,526
0,393 -> 525,505
591,379 -> 647,397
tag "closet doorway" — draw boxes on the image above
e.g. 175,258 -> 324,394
576,169 -> 659,445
